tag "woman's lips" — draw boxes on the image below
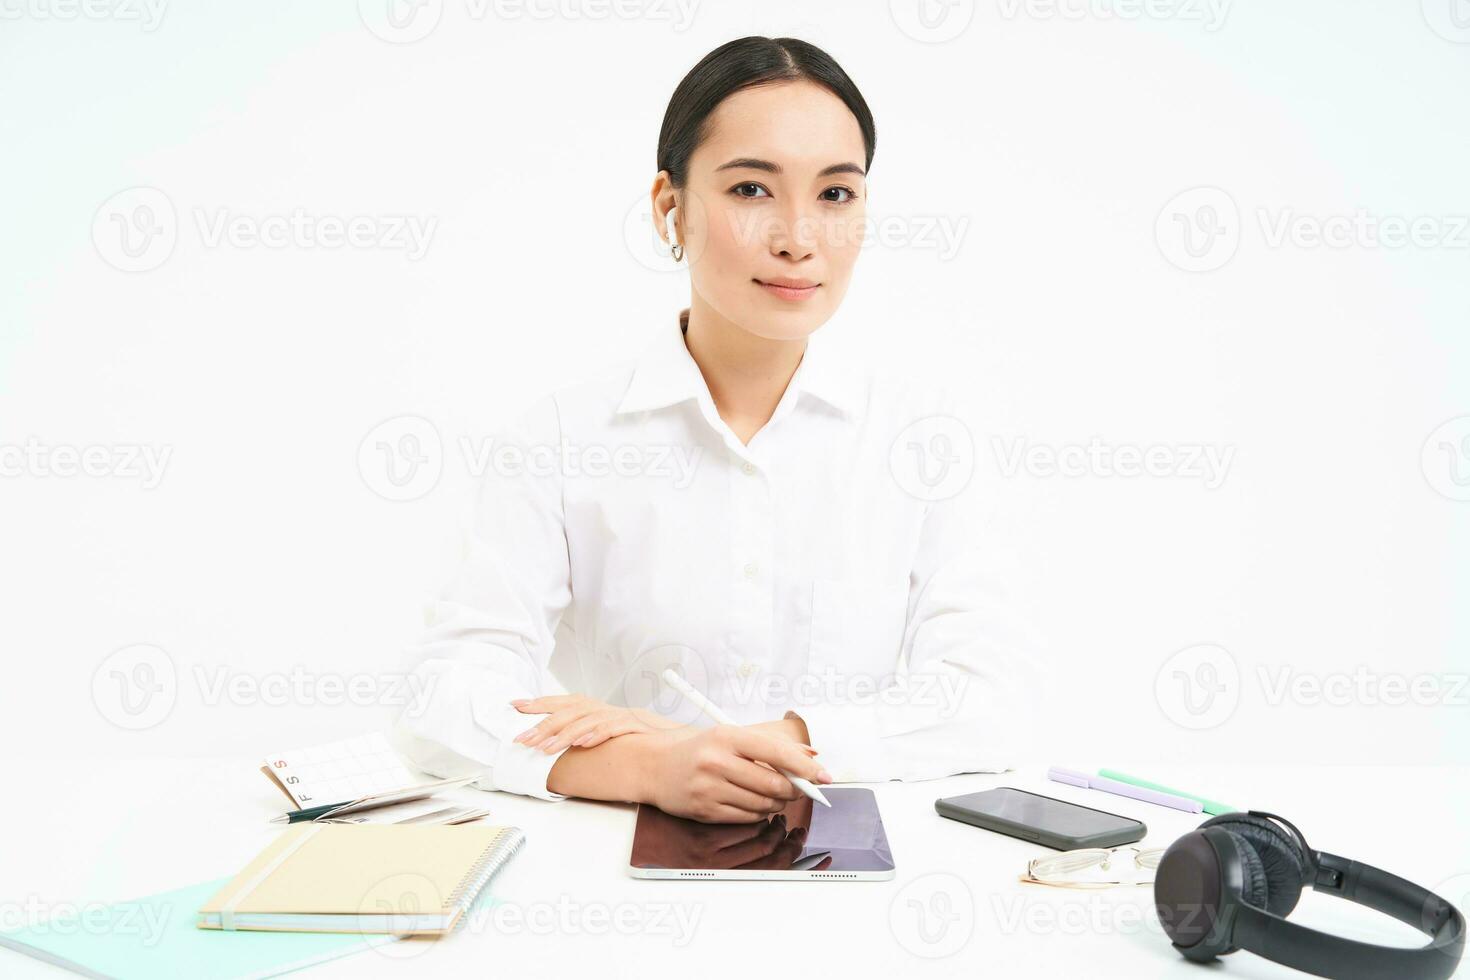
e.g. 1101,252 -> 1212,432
755,279 -> 820,301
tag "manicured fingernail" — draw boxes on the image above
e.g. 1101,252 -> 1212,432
816,769 -> 833,783
509,699 -> 528,707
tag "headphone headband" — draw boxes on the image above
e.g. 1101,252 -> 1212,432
1229,850 -> 1465,980
1242,810 -> 1317,874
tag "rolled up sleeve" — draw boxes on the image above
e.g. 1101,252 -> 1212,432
392,395 -> 575,801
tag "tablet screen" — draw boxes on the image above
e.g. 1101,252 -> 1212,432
629,787 -> 894,874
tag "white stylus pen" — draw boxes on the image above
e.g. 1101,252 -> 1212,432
660,668 -> 831,807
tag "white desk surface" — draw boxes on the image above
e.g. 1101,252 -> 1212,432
2,759 -> 1466,979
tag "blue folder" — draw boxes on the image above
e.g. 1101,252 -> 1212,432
0,877 -> 397,980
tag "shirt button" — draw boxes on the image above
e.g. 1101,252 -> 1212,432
741,461 -> 757,476
742,562 -> 759,580
737,662 -> 756,678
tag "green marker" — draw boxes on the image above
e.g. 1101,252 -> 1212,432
1098,769 -> 1236,816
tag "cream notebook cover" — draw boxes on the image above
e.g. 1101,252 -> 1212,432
198,824 -> 525,936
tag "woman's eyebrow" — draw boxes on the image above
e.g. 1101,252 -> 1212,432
715,157 -> 866,178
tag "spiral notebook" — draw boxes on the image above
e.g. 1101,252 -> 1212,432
197,824 -> 525,936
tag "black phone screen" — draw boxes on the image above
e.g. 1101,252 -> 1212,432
941,787 -> 1143,842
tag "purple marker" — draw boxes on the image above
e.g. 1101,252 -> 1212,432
1047,766 -> 1203,813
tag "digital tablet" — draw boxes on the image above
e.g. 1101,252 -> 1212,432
628,786 -> 895,880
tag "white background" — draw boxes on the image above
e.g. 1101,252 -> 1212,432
1,0 -> 1468,773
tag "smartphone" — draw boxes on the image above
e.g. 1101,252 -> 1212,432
935,787 -> 1146,850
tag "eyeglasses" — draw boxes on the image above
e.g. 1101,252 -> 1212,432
1020,846 -> 1165,888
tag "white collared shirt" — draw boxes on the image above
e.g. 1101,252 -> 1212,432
394,315 -> 1033,799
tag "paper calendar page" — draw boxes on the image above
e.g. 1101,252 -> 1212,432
262,731 -> 418,809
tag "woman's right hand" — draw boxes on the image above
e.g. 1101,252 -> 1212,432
640,725 -> 833,824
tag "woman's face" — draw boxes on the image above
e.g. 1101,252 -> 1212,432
673,79 -> 868,342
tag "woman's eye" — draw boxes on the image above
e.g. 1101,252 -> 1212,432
730,183 -> 858,203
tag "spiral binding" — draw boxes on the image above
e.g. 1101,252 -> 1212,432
445,826 -> 526,929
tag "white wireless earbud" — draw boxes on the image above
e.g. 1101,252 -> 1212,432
664,205 -> 684,261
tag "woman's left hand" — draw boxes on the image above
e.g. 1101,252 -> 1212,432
510,694 -> 686,754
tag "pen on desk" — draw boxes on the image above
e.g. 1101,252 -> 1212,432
1047,766 -> 1203,813
269,801 -> 349,825
659,668 -> 831,808
1097,769 -> 1235,816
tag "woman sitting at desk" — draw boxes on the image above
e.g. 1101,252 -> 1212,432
395,36 -> 1029,824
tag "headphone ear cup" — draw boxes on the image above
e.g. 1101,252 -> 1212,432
1154,829 -> 1238,960
1200,813 -> 1307,917
1215,831 -> 1269,955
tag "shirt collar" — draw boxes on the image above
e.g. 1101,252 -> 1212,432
615,312 -> 860,419
793,324 -> 861,418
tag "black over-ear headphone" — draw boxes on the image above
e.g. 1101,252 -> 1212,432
1153,810 -> 1465,979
